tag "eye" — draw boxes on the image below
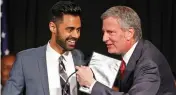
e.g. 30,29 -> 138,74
69,28 -> 74,32
107,30 -> 114,34
66,27 -> 74,33
77,30 -> 80,34
77,28 -> 81,33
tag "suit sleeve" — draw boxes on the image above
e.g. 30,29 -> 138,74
2,53 -> 25,95
91,59 -> 160,95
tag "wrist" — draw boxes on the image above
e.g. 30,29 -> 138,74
87,78 -> 96,88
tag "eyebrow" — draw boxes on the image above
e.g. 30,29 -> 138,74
66,27 -> 81,30
66,27 -> 75,30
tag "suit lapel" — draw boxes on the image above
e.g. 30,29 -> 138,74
71,49 -> 84,66
37,45 -> 50,95
72,53 -> 79,66
122,39 -> 144,84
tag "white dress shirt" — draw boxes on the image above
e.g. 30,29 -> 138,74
46,42 -> 77,95
122,41 -> 138,65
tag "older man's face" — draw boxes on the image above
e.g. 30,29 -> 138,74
102,17 -> 128,55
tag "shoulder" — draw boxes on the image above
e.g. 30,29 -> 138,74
133,39 -> 163,71
16,45 -> 46,58
142,40 -> 161,54
138,39 -> 166,62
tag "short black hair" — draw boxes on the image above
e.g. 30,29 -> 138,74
49,1 -> 82,23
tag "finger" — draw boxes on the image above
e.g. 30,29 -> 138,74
75,66 -> 80,70
76,76 -> 80,81
76,71 -> 80,75
81,66 -> 87,68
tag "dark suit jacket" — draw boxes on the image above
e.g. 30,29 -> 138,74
91,39 -> 176,95
2,45 -> 86,95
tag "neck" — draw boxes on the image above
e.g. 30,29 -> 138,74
49,38 -> 65,54
122,39 -> 137,55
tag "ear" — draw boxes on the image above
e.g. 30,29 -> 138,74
49,22 -> 57,33
124,27 -> 135,41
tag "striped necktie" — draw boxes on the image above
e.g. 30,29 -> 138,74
59,56 -> 70,95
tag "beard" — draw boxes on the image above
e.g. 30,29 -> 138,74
56,34 -> 78,51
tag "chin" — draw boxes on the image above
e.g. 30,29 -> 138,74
66,47 -> 74,51
108,49 -> 120,54
108,49 -> 115,54
69,48 -> 74,51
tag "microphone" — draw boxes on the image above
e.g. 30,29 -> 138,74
62,60 -> 90,95
62,70 -> 77,95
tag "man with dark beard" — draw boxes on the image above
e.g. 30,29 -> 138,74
2,1 -> 85,95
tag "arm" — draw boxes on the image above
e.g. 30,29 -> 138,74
2,53 -> 25,95
91,59 -> 160,95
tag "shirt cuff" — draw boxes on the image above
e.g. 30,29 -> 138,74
89,80 -> 97,93
79,80 -> 97,94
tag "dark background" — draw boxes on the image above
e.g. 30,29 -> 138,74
2,0 -> 176,73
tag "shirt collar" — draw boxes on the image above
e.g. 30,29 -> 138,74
122,41 -> 138,65
46,42 -> 71,61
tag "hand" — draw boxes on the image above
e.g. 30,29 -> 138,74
76,66 -> 95,88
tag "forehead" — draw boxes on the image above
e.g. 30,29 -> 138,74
61,14 -> 81,27
102,17 -> 121,30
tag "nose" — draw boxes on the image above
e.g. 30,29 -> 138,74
103,32 -> 109,42
72,30 -> 80,38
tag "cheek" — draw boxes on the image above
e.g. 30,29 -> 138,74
77,33 -> 80,38
111,36 -> 124,50
57,32 -> 67,40
110,36 -> 120,46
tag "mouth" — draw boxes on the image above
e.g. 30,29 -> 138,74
106,44 -> 113,48
67,40 -> 76,47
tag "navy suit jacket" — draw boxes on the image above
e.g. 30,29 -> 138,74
92,39 -> 176,95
